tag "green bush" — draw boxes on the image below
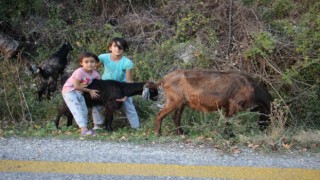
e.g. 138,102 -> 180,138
272,0 -> 295,18
176,13 -> 208,42
0,0 -> 43,20
0,59 -> 34,128
244,32 -> 276,60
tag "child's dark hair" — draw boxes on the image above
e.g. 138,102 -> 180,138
108,37 -> 129,52
79,52 -> 99,65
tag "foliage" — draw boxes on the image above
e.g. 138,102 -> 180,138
176,13 -> 208,42
271,0 -> 295,18
243,0 -> 320,130
244,32 -> 277,60
0,0 -> 43,20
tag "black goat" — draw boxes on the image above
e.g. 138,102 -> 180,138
36,42 -> 73,101
55,79 -> 158,131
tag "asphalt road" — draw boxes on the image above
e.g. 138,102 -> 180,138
0,137 -> 320,179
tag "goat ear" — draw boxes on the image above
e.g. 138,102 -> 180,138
145,80 -> 151,87
66,41 -> 73,50
150,81 -> 159,89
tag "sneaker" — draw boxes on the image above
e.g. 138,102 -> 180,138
92,126 -> 103,131
92,124 -> 103,130
81,130 -> 96,137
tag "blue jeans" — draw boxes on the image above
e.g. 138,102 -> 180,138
123,97 -> 139,128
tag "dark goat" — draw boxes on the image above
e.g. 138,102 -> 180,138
55,79 -> 158,130
36,42 -> 73,101
154,70 -> 272,136
0,33 -> 35,73
0,33 -> 20,60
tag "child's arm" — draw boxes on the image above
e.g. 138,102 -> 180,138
116,96 -> 127,102
126,69 -> 133,83
115,69 -> 133,102
73,79 -> 100,99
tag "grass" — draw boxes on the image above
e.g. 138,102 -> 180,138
1,97 -> 319,154
0,58 -> 318,154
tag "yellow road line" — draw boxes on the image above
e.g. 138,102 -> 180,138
1,160 -> 319,179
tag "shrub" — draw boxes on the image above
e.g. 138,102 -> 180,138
176,13 -> 208,42
244,32 -> 276,60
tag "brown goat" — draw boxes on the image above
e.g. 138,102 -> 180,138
0,33 -> 20,60
0,33 -> 35,73
155,70 -> 272,136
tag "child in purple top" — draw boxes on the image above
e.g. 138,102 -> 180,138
62,52 -> 103,136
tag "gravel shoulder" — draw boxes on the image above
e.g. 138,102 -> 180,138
1,137 -> 320,169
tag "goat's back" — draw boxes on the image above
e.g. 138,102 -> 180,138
84,79 -> 125,108
0,33 -> 19,59
160,70 -> 268,113
52,42 -> 73,61
39,43 -> 72,76
39,57 -> 65,75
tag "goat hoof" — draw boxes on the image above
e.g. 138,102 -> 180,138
106,127 -> 113,132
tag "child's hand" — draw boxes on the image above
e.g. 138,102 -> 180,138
89,90 -> 100,99
80,84 -> 88,88
116,96 -> 127,102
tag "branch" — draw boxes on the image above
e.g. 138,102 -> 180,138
227,0 -> 233,56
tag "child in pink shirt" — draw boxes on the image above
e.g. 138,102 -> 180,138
62,52 -> 103,136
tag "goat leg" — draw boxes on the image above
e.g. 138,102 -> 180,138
251,104 -> 270,130
257,105 -> 270,130
46,91 -> 51,100
47,80 -> 58,100
105,110 -> 113,131
173,106 -> 185,135
37,88 -> 45,101
66,114 -> 73,127
54,114 -> 62,129
54,110 -> 73,129
155,103 -> 177,136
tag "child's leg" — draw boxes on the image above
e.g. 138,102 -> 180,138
123,97 -> 140,129
92,105 -> 104,129
62,91 -> 88,128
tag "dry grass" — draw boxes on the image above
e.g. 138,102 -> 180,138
268,99 -> 289,141
0,58 -> 33,128
293,130 -> 320,144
